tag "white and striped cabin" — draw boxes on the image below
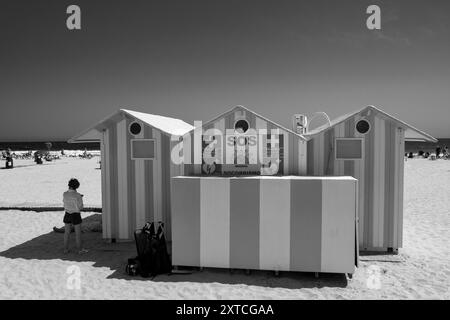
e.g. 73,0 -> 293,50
303,106 -> 437,251
182,105 -> 308,176
69,109 -> 193,241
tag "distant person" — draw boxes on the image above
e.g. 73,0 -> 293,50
5,148 -> 13,169
444,146 -> 449,159
436,145 -> 441,159
63,178 -> 88,254
34,151 -> 43,164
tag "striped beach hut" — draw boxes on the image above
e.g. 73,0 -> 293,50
182,105 -> 308,176
303,105 -> 437,251
69,109 -> 193,241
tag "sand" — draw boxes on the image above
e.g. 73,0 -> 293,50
0,157 -> 449,299
0,157 -> 101,208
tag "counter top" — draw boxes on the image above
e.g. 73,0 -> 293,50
173,175 -> 357,181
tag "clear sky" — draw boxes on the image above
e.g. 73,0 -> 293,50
1,0 -> 449,141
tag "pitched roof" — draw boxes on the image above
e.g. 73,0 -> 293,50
303,105 -> 438,143
185,105 -> 307,141
68,109 -> 194,143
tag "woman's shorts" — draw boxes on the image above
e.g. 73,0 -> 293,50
63,212 -> 82,225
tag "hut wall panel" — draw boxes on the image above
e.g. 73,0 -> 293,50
396,128 -> 405,248
372,116 -> 386,247
214,118 -> 225,165
372,117 -> 379,248
259,178 -> 291,271
283,131 -> 289,174
321,180 -> 356,273
134,121 -> 146,230
144,126 -> 154,224
353,114 -> 366,248
108,125 -> 119,239
116,119 -> 129,239
384,122 -> 395,247
378,117 -> 386,247
392,127 -> 399,247
161,134 -> 172,240
193,127 -> 202,174
101,130 -> 112,239
313,134 -> 320,175
298,140 -> 307,175
344,118 -> 355,176
290,179 -> 322,272
200,178 -> 230,268
291,134 -> 299,175
171,178 -> 201,266
319,131 -> 325,175
364,112 -> 375,249
256,117 -> 267,171
333,123 -> 346,175
323,129 -> 334,175
229,179 -> 260,269
125,118 -> 136,238
152,129 -> 163,223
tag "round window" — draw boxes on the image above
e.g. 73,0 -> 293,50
356,119 -> 370,134
234,119 -> 249,134
129,122 -> 142,136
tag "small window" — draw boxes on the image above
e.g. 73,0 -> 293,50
335,138 -> 363,160
131,139 -> 155,160
355,119 -> 370,134
129,122 -> 142,136
234,119 -> 249,134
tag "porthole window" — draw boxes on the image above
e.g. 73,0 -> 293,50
234,119 -> 249,134
356,119 -> 371,134
129,122 -> 142,136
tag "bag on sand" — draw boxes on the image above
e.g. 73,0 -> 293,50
130,222 -> 172,278
125,257 -> 140,276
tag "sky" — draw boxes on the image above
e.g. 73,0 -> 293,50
1,0 -> 449,141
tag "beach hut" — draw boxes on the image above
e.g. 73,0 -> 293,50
69,109 -> 193,241
182,105 -> 308,176
302,105 -> 437,251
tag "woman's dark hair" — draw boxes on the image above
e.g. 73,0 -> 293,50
68,178 -> 80,190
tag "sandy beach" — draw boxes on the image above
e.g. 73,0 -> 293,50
0,157 -> 449,299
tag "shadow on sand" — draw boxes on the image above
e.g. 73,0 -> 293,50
0,214 -> 348,289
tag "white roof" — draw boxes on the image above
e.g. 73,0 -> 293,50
122,109 -> 194,136
303,105 -> 437,143
69,109 -> 194,143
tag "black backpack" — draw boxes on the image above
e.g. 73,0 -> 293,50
129,222 -> 172,278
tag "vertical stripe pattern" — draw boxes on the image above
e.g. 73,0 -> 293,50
171,176 -> 357,274
229,178 -> 260,269
306,110 -> 406,251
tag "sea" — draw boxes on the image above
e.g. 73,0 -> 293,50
0,139 -> 448,153
0,141 -> 100,151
